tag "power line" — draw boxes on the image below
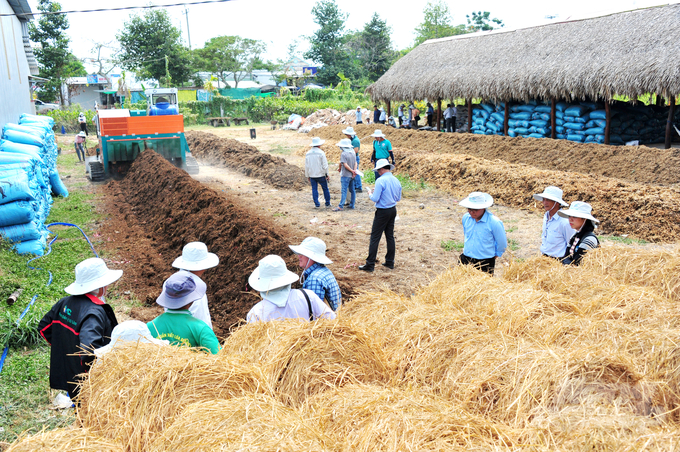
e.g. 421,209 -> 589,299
0,0 -> 235,18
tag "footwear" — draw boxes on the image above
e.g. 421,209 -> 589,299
325,204 -> 331,208
381,262 -> 394,269
358,264 -> 374,272
356,189 -> 363,193
344,203 -> 350,207
333,207 -> 343,211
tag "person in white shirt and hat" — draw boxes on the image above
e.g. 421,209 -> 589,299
305,137 -> 331,208
355,106 -> 363,125
334,138 -> 357,211
171,242 -> 219,329
78,111 -> 88,135
290,237 -> 342,311
458,192 -> 507,275
38,258 -> 121,400
533,186 -> 574,258
246,255 -> 336,323
558,201 -> 600,266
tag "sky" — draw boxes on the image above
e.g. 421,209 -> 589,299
25,0 -> 678,74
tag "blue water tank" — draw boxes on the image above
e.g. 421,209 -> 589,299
150,102 -> 179,116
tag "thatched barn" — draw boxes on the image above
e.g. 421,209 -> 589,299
367,4 -> 679,147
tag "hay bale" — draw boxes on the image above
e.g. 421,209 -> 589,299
5,427 -> 122,452
78,342 -> 265,451
220,320 -> 390,406
149,395 -> 332,452
306,384 -> 517,450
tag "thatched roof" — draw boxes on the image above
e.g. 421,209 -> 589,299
367,4 -> 680,103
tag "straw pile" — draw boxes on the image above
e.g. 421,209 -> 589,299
9,246 -> 680,450
5,427 -> 123,452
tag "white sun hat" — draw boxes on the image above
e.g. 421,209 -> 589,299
248,255 -> 299,293
64,258 -> 123,295
172,242 -> 219,271
77,131 -> 86,137
156,273 -> 207,309
459,192 -> 494,209
356,106 -> 361,109
371,129 -> 386,138
374,159 -> 395,172
533,186 -> 568,207
94,320 -> 168,358
310,137 -> 325,147
336,138 -> 353,148
342,126 -> 356,136
558,201 -> 600,223
289,237 -> 332,265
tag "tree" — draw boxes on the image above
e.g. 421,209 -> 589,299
414,1 -> 466,46
198,36 -> 266,88
28,0 -> 85,104
346,13 -> 394,82
89,41 -> 117,76
466,11 -> 504,32
304,0 -> 350,86
116,9 -> 192,86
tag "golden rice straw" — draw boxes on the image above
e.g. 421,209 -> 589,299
305,384 -> 517,451
149,394 -> 333,452
5,427 -> 122,452
78,342 -> 266,451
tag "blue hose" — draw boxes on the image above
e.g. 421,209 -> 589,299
0,223 -> 98,373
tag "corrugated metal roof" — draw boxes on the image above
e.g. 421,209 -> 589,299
7,0 -> 34,21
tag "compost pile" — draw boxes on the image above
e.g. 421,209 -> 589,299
185,131 -> 306,190
102,150 -> 299,336
9,246 -> 680,451
307,125 -> 680,186
298,108 -> 371,134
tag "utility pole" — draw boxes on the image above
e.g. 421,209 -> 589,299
183,8 -> 192,50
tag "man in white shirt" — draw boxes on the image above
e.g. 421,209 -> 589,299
171,242 -> 219,329
533,186 -> 574,258
355,106 -> 363,124
305,137 -> 331,208
247,255 -> 336,322
444,104 -> 457,133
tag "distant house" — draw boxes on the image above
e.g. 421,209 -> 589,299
65,75 -> 109,110
0,0 -> 39,126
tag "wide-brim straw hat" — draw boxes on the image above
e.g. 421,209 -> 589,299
558,201 -> 600,223
342,126 -> 356,136
289,237 -> 332,265
248,255 -> 299,292
533,186 -> 568,206
374,159 -> 395,172
459,192 -> 494,209
337,138 -> 353,149
172,242 -> 219,271
310,137 -> 325,147
371,129 -> 386,138
156,272 -> 207,309
65,258 -> 123,295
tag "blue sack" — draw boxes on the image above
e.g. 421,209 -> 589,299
510,112 -> 532,120
12,236 -> 46,256
556,126 -> 565,134
585,127 -> 605,135
473,130 -> 486,135
528,133 -> 546,139
564,105 -> 590,117
0,172 -> 37,205
567,134 -> 585,142
557,134 -> 567,140
585,135 -> 596,143
0,221 -> 44,242
590,110 -> 607,120
3,124 -> 48,140
49,169 -> 69,198
474,117 -> 486,126
515,105 -> 535,113
508,130 -> 517,137
19,114 -> 54,127
556,102 -> 569,112
0,140 -> 43,160
580,101 -> 600,111
535,105 -> 552,114
563,122 -> 585,131
480,103 -> 495,113
2,129 -> 45,148
564,115 -> 589,124
529,119 -> 548,128
0,200 -> 37,227
514,127 -> 529,135
534,127 -> 551,135
490,112 -> 504,123
596,135 -> 605,143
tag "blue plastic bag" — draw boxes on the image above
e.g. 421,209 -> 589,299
510,112 -> 532,121
0,140 -> 43,160
563,122 -> 586,131
564,105 -> 590,117
2,129 -> 45,148
566,134 -> 585,142
590,110 -> 607,120
0,200 -> 37,227
0,172 -> 37,205
12,235 -> 46,256
0,221 -> 44,242
49,169 -> 69,197
585,127 -> 605,135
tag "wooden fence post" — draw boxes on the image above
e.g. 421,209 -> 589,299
604,101 -> 611,145
665,96 -> 676,149
467,98 -> 472,133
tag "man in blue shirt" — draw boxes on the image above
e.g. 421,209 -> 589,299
359,159 -> 402,272
289,237 -> 342,311
459,192 -> 507,275
533,186 -> 574,258
370,129 -> 395,180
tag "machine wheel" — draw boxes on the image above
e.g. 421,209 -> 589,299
184,155 -> 200,175
88,161 -> 105,181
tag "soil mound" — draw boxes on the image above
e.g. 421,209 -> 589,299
104,150 -> 300,335
308,125 -> 680,186
185,131 -> 306,190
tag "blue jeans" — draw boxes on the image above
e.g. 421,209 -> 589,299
310,177 -> 330,207
354,153 -> 362,191
339,176 -> 356,209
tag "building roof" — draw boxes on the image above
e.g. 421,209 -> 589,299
367,4 -> 680,103
8,0 -> 33,21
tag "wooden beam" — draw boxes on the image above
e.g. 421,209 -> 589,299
665,96 -> 676,149
503,102 -> 509,136
436,98 -> 442,132
467,98 -> 472,133
387,100 -> 391,121
604,101 -> 611,145
550,99 -> 557,139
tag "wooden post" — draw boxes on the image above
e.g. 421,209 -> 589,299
656,94 -> 663,107
387,100 -> 391,121
550,99 -> 557,139
503,101 -> 510,136
665,96 -> 676,149
604,101 -> 611,145
467,98 -> 472,133
436,98 -> 442,131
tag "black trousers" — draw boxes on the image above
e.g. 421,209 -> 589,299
446,117 -> 457,132
365,206 -> 397,268
79,123 -> 88,135
459,254 -> 495,275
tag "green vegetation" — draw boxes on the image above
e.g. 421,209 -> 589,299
508,239 -> 521,251
506,226 -> 517,233
362,172 -> 429,191
598,235 -> 649,246
441,240 -> 464,252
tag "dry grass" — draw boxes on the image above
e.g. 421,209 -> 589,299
5,427 -> 122,452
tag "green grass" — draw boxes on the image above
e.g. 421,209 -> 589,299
506,226 -> 517,233
363,171 -> 431,191
441,240 -> 464,252
598,235 -> 649,246
508,239 -> 521,251
269,145 -> 296,155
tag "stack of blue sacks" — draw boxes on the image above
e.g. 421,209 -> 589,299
507,101 -> 552,139
470,103 -> 505,136
0,113 -> 69,255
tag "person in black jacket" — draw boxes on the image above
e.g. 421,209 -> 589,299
558,201 -> 600,266
38,258 -> 122,401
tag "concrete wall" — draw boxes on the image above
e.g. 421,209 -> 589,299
0,0 -> 33,127
68,84 -> 105,111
